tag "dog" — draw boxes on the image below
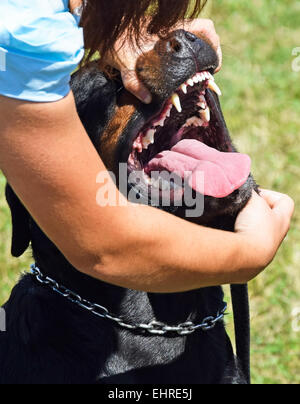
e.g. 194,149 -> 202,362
0,29 -> 257,384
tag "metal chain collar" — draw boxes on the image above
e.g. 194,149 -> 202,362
30,264 -> 227,337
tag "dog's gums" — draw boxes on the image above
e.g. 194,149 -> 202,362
128,71 -> 251,201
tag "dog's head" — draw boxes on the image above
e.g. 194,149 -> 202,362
6,29 -> 257,260
73,29 -> 257,229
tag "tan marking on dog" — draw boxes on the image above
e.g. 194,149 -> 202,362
100,93 -> 138,171
136,48 -> 165,89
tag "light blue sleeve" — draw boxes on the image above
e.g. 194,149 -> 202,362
0,0 -> 85,102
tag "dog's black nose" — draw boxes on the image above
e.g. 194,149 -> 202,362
184,31 -> 198,43
166,30 -> 196,55
165,29 -> 219,73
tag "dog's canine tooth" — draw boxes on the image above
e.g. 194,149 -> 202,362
208,79 -> 222,96
180,83 -> 187,94
142,128 -> 156,149
171,93 -> 182,113
187,79 -> 194,87
200,107 -> 211,123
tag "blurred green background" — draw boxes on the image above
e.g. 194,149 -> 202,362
0,0 -> 299,384
212,0 -> 300,384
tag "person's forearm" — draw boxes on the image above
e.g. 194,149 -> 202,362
90,203 -> 260,293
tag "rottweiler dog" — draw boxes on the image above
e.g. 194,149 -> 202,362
0,30 -> 257,384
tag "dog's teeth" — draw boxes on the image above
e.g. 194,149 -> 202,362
187,79 -> 194,87
200,107 -> 210,123
142,129 -> 156,149
208,79 -> 222,96
197,94 -> 206,109
184,116 -> 204,127
180,83 -> 187,94
147,128 -> 156,143
154,117 -> 166,127
133,137 -> 143,153
171,93 -> 182,113
193,75 -> 199,84
166,105 -> 172,117
141,140 -> 150,150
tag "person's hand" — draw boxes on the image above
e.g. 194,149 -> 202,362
235,190 -> 294,273
180,19 -> 222,73
108,19 -> 222,104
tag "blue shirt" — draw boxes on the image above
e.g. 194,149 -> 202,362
0,0 -> 84,102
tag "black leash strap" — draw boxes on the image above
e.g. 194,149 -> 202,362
230,284 -> 251,384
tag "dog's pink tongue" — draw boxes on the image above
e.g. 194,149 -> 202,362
145,139 -> 251,198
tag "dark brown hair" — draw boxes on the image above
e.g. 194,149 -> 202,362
81,0 -> 207,68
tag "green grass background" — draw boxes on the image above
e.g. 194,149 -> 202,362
212,0 -> 300,384
0,0 -> 299,384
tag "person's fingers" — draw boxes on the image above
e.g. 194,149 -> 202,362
200,20 -> 222,72
245,189 -> 266,207
271,195 -> 295,224
215,44 -> 223,73
260,189 -> 294,241
260,189 -> 295,217
183,19 -> 222,72
121,69 -> 152,104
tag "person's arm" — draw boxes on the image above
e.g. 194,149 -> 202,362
0,94 -> 294,293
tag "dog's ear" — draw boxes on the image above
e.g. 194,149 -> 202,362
5,184 -> 31,257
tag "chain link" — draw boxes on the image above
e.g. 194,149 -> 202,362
30,264 -> 227,336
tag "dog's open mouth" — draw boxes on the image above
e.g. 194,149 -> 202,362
128,72 -> 251,201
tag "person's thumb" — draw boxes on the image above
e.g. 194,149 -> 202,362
121,69 -> 152,104
260,189 -> 294,218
